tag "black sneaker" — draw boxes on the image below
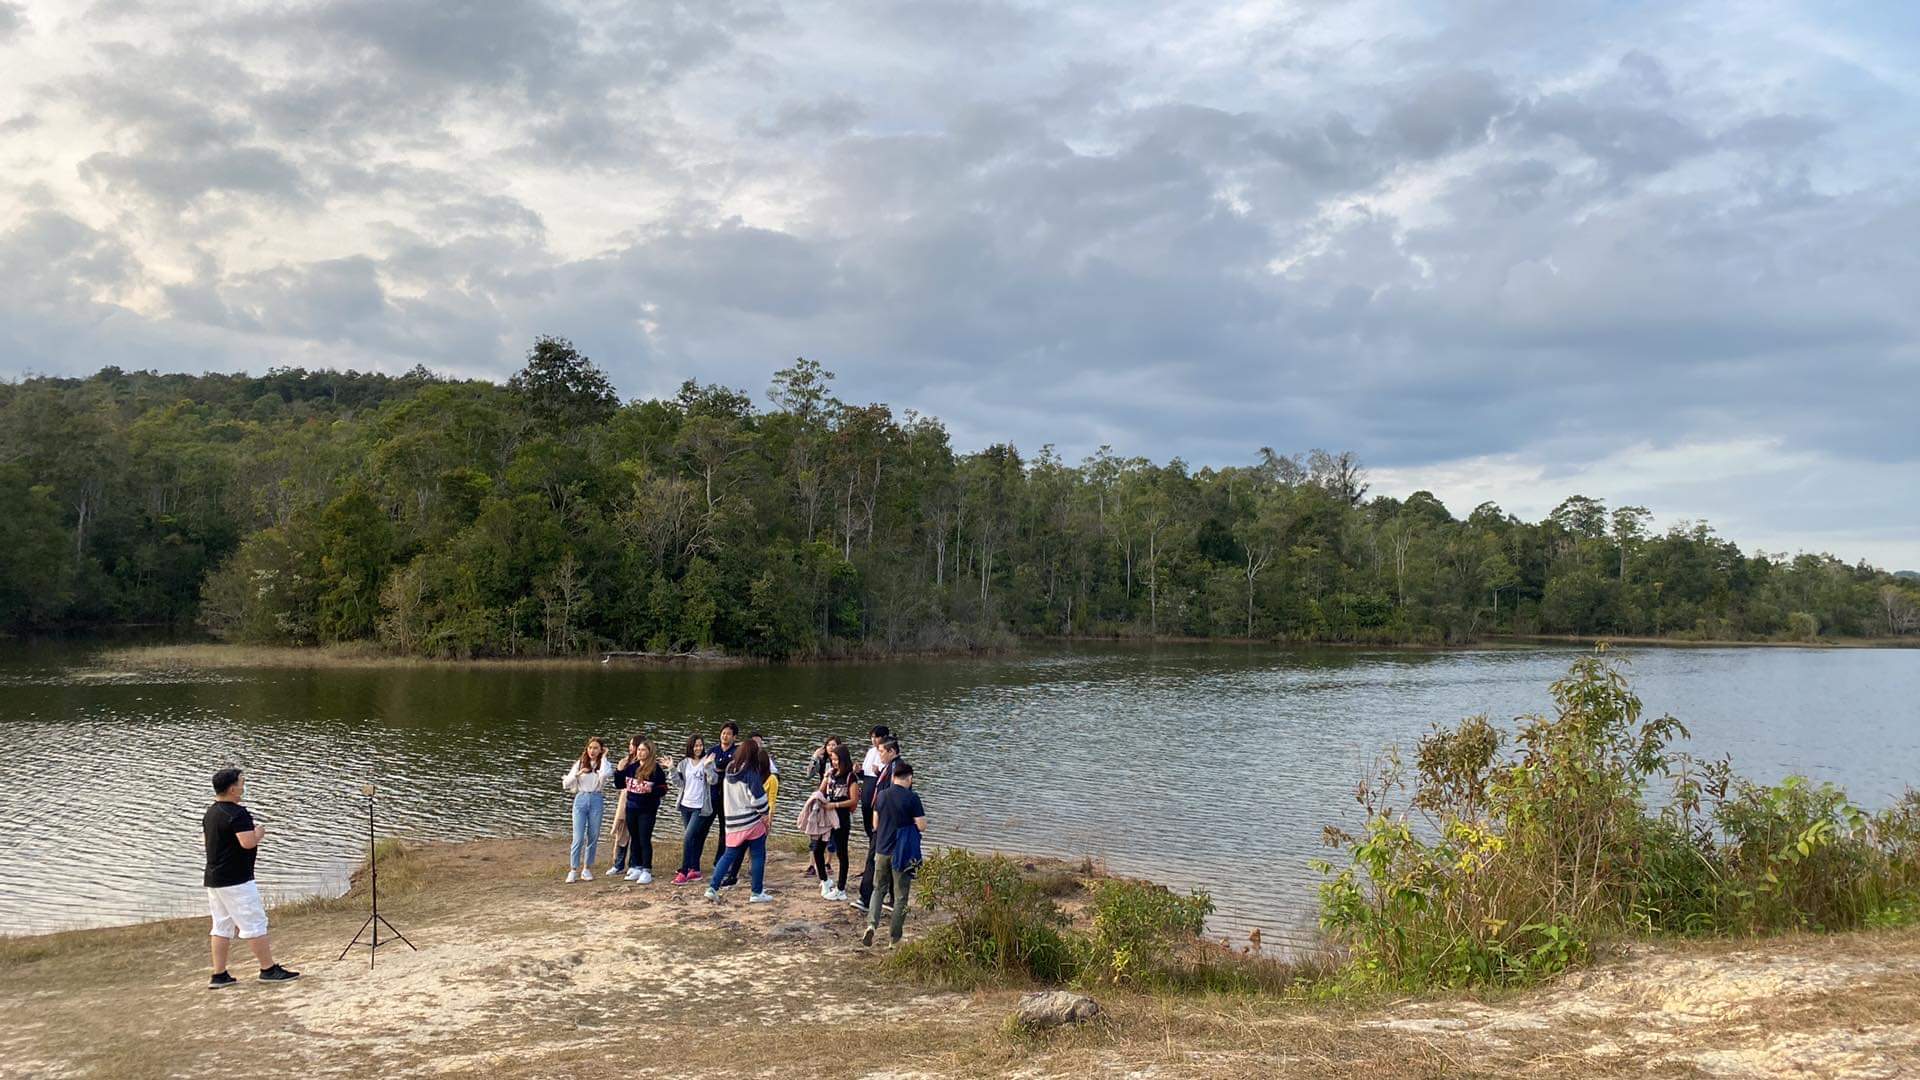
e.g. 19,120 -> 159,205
259,964 -> 301,983
861,926 -> 875,947
208,971 -> 238,990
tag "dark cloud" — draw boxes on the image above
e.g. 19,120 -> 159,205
0,211 -> 138,307
743,95 -> 866,140
1383,70 -> 1511,158
80,145 -> 310,208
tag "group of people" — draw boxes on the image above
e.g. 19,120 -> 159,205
194,722 -> 929,989
561,723 -> 928,946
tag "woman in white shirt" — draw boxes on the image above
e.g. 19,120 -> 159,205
671,734 -> 719,885
561,737 -> 614,882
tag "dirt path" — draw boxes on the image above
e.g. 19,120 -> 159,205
5,839 -> 1919,1079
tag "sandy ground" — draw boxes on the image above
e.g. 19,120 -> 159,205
5,838 -> 1920,1079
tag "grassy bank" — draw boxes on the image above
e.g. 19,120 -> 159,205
95,642 -> 737,671
1495,632 -> 1920,649
5,837 -> 1920,1078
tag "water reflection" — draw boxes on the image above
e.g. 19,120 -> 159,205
1,641 -> 1915,950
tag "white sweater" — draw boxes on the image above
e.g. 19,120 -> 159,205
562,758 -> 614,794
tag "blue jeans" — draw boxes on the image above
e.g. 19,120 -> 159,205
570,791 -> 605,868
711,832 -> 767,894
680,806 -> 712,873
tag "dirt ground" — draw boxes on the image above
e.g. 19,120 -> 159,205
4,838 -> 1919,1079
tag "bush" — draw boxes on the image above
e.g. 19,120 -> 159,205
889,851 -> 1075,987
892,851 -> 1287,995
1077,879 -> 1213,987
1316,649 -> 1920,991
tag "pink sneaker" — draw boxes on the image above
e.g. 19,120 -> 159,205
672,871 -> 691,885
689,870 -> 704,882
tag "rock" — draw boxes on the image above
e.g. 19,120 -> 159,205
1014,991 -> 1103,1031
766,920 -> 825,942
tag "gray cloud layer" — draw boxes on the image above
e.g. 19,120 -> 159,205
2,0 -> 1917,562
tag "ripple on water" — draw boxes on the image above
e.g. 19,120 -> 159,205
0,642 -> 1915,948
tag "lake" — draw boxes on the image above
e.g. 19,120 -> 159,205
2,640 -> 1916,946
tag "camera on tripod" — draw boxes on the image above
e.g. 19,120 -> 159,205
338,781 -> 416,967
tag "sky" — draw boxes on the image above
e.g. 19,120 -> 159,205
1,1 -> 1916,568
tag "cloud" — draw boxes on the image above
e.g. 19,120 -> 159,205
1,0 -> 1917,568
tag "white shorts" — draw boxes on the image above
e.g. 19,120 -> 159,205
207,881 -> 269,939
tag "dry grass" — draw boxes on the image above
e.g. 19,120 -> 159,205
1501,633 -> 1919,650
5,838 -> 1920,1079
96,642 -> 618,671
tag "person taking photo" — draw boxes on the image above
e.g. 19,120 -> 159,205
202,766 -> 299,987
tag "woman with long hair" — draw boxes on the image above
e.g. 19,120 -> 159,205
812,742 -> 857,901
607,737 -> 636,877
612,737 -> 670,884
803,735 -> 843,879
561,736 -> 613,882
706,739 -> 773,903
671,734 -> 718,884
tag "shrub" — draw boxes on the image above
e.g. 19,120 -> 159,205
1077,879 -> 1213,987
1317,648 -> 1920,991
891,851 -> 1296,995
889,851 -> 1075,987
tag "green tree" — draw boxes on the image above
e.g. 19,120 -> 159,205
508,336 -> 620,430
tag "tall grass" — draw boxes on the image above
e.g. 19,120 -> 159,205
1316,648 -> 1920,990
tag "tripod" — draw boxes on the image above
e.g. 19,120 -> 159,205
338,784 -> 416,968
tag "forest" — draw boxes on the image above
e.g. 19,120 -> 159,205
2,340 -> 1916,658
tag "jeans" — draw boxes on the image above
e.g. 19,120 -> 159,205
625,802 -> 659,871
679,806 -> 712,872
812,815 -> 851,890
708,785 -> 727,866
857,794 -> 877,905
866,853 -> 913,942
711,832 -> 767,894
569,790 -> 605,868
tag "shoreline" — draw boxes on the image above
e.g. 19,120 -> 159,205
4,836 -> 1918,1079
87,631 -> 1916,674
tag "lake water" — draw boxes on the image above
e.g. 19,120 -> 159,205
2,641 -> 1916,947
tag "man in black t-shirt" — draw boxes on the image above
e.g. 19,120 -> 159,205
202,767 -> 299,988
710,722 -> 742,883
863,760 -> 927,948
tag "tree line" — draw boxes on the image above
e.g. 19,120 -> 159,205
3,342 -> 1915,657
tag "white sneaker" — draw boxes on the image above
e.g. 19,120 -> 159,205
820,880 -> 832,899
750,891 -> 774,903
704,887 -> 720,901
637,870 -> 653,884
581,868 -> 593,881
830,888 -> 849,901
565,870 -> 578,883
